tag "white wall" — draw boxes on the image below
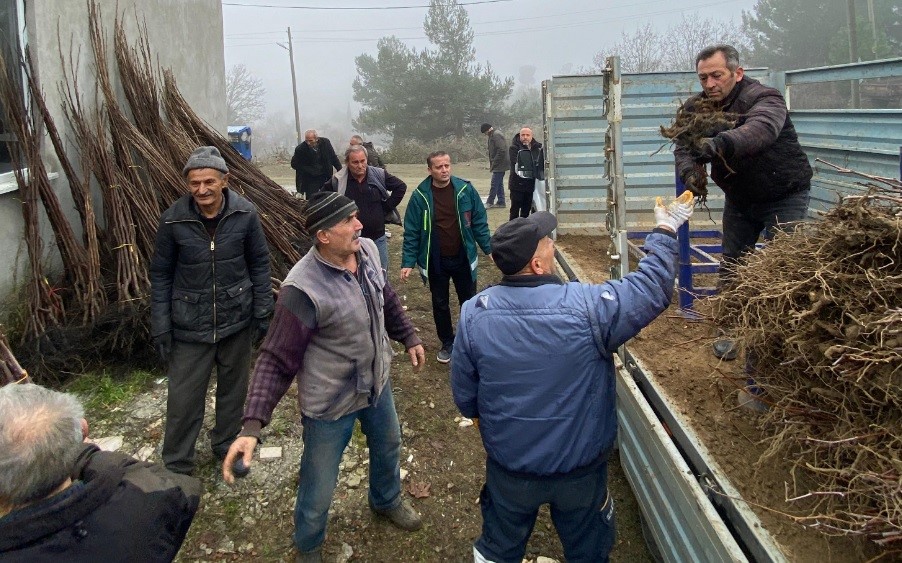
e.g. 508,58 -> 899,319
0,0 -> 225,301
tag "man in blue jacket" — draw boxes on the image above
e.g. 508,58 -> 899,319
400,151 -> 491,364
451,194 -> 693,563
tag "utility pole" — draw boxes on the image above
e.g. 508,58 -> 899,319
866,0 -> 878,55
846,0 -> 860,108
278,27 -> 302,144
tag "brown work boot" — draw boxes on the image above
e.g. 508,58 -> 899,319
369,498 -> 422,531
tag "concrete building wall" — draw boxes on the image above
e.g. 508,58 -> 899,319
0,0 -> 224,302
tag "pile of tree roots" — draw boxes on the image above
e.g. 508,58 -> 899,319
660,97 -> 738,204
714,169 -> 901,549
0,1 -> 306,382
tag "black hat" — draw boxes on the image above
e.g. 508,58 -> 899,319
490,211 -> 557,275
183,146 -> 228,177
480,123 -> 492,134
306,192 -> 358,234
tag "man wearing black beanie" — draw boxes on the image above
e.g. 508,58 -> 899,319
224,191 -> 426,562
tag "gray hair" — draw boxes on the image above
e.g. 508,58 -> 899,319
695,44 -> 741,71
349,135 -> 364,145
0,384 -> 84,507
344,144 -> 368,163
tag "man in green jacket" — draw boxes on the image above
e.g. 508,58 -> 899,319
401,151 -> 492,364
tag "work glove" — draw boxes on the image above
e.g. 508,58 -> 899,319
691,136 -> 720,164
154,332 -> 173,364
654,191 -> 695,232
253,318 -> 270,347
681,165 -> 707,197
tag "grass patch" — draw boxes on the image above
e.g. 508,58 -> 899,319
65,368 -> 158,414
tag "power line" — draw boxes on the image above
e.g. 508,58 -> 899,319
223,0 -> 743,38
222,0 -> 512,9
224,0 -> 744,47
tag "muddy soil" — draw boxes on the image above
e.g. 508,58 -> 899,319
80,164 -> 653,562
556,233 -> 884,563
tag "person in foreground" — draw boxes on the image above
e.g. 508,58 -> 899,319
222,192 -> 426,563
450,193 -> 694,563
0,383 -> 201,562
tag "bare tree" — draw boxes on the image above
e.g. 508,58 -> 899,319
593,23 -> 665,72
226,64 -> 266,125
663,15 -> 749,70
592,14 -> 749,73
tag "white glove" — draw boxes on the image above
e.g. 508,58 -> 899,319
654,191 -> 695,232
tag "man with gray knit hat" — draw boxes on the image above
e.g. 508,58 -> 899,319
223,191 -> 426,562
149,145 -> 273,477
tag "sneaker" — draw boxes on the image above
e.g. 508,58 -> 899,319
712,338 -> 738,360
369,498 -> 422,531
436,344 -> 452,364
736,389 -> 768,413
295,548 -> 322,563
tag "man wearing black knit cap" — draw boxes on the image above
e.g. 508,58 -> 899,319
480,123 -> 508,208
149,146 -> 272,477
451,196 -> 694,563
223,191 -> 426,562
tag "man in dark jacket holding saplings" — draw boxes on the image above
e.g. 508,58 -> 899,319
149,146 -> 273,476
674,44 -> 811,360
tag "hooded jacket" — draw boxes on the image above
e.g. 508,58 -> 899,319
508,134 -> 545,193
401,176 -> 491,282
0,444 -> 201,562
674,77 -> 811,204
451,230 -> 678,476
487,129 -> 509,173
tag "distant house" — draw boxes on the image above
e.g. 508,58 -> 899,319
0,0 -> 226,298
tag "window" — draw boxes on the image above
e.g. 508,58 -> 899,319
0,0 -> 24,189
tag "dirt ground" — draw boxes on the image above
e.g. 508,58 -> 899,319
80,162 -> 654,563
555,233 -> 886,563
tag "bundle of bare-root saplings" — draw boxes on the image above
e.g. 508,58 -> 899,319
714,174 -> 901,551
0,1 -> 307,382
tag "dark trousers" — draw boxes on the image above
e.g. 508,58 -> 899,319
428,252 -> 475,347
719,189 -> 810,287
475,459 -> 615,563
488,171 -> 506,205
162,326 -> 252,474
509,190 -> 533,220
299,174 -> 329,199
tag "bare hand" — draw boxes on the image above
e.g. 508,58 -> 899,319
407,344 -> 426,372
400,267 -> 412,281
223,436 -> 257,484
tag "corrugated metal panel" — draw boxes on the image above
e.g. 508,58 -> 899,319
785,58 -> 902,213
542,74 -> 608,233
616,365 -> 750,562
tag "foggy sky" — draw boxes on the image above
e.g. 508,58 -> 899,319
223,0 -> 756,131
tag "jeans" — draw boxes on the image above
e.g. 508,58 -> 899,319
374,234 -> 389,272
475,459 -> 615,563
428,252 -> 476,347
720,189 -> 810,287
162,326 -> 252,474
293,382 -> 403,552
488,171 -> 506,205
509,190 -> 533,220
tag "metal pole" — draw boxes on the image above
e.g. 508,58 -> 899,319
287,27 -> 302,144
867,0 -> 878,55
847,0 -> 860,108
